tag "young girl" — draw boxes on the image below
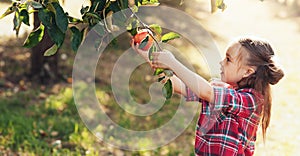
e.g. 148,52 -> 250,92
132,37 -> 284,155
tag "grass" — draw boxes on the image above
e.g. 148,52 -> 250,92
0,20 -> 197,155
0,82 -> 198,155
0,88 -> 86,155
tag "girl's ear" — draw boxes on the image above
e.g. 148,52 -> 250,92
243,67 -> 256,78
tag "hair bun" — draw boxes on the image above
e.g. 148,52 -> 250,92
266,63 -> 284,85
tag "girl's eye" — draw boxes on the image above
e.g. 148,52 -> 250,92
226,57 -> 230,62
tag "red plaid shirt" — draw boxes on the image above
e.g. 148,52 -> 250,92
186,86 -> 263,156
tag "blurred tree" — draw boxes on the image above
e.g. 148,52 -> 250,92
30,0 -> 58,83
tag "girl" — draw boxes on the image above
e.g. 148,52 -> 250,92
132,37 -> 284,155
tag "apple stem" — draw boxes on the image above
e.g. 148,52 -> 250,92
128,6 -> 163,51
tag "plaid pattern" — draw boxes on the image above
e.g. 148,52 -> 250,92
186,87 -> 263,156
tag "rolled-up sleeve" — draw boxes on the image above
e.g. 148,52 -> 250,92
185,86 -> 200,102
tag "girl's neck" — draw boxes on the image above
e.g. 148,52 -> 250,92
226,82 -> 238,89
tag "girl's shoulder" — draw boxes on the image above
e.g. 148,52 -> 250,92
213,86 -> 264,106
237,88 -> 263,100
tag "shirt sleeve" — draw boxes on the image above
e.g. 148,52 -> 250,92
185,86 -> 200,102
213,87 -> 260,117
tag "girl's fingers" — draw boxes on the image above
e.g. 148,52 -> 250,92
130,41 -> 141,54
130,39 -> 137,49
131,42 -> 149,60
133,43 -> 139,53
130,39 -> 134,47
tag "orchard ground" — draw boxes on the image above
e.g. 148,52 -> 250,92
0,0 -> 300,155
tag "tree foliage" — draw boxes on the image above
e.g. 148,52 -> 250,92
0,0 -> 226,55
0,0 -> 226,98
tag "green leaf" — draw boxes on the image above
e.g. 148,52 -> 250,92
0,6 -> 15,19
162,79 -> 173,99
158,76 -> 165,82
161,32 -> 180,43
216,0 -> 226,11
38,8 -> 65,47
216,0 -> 222,6
109,1 -> 121,12
128,27 -> 138,36
153,68 -> 164,76
131,5 -> 139,12
90,0 -> 106,12
38,8 -> 54,28
49,0 -> 60,4
47,25 -> 65,48
142,0 -> 160,5
135,0 -> 141,6
46,1 -> 56,12
85,12 -> 101,19
68,16 -> 82,23
93,22 -> 106,36
84,12 -> 101,26
126,17 -> 134,30
13,9 -> 21,36
44,44 -> 58,56
70,26 -> 83,52
23,24 -> 45,48
120,0 -> 128,9
80,6 -> 89,15
138,36 -> 149,49
148,45 -> 157,61
164,70 -> 174,77
20,9 -> 30,26
27,1 -> 44,9
52,2 -> 68,33
149,24 -> 162,35
126,17 -> 138,36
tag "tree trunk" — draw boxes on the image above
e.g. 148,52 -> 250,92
30,11 -> 59,84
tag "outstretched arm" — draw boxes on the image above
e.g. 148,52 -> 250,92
170,75 -> 187,96
132,43 -> 188,96
131,43 -> 213,99
152,50 -> 214,103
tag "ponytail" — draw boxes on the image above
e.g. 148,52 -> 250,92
237,38 -> 284,141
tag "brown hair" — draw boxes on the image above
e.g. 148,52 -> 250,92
237,38 -> 284,141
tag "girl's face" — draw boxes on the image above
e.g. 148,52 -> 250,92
219,43 -> 252,87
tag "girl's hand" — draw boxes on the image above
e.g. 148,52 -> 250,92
131,39 -> 150,63
152,50 -> 176,70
